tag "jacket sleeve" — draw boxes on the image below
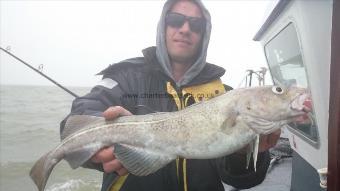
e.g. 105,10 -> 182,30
59,67 -> 138,171
215,151 -> 270,189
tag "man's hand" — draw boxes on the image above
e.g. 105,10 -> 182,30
91,106 -> 132,175
258,129 -> 281,152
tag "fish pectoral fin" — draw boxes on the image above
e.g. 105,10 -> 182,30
113,143 -> 175,176
65,142 -> 103,169
221,109 -> 239,130
62,115 -> 107,140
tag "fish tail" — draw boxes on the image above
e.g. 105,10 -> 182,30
30,150 -> 62,191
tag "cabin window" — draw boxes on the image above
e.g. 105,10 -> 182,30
264,23 -> 319,144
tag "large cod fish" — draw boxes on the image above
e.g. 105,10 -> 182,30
30,85 -> 311,191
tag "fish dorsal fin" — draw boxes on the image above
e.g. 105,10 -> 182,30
61,115 -> 106,140
113,143 -> 176,176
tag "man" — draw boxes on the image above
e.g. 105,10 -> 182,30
61,0 -> 280,190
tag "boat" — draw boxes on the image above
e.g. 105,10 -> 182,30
253,0 -> 339,190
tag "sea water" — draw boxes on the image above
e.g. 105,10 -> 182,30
0,85 -> 102,191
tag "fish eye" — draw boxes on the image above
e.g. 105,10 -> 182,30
272,86 -> 284,94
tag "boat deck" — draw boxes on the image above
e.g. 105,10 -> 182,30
224,138 -> 293,191
224,158 -> 292,191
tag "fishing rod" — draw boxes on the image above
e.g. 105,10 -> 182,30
0,46 -> 79,98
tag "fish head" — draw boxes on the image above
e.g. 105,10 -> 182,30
235,85 -> 312,135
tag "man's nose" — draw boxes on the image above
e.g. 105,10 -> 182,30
178,21 -> 191,33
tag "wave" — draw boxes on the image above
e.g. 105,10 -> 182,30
46,179 -> 101,191
1,161 -> 102,191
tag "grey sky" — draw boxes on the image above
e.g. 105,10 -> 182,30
0,0 -> 277,88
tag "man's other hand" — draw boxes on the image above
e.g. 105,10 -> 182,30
91,106 -> 132,175
258,129 -> 281,152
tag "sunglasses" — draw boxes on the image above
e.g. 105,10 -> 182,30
165,12 -> 206,34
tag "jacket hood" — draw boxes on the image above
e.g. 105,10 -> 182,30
156,0 -> 212,87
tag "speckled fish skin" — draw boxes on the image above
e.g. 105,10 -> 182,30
30,85 -> 310,191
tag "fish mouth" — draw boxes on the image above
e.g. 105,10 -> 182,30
244,92 -> 313,134
290,92 -> 312,114
289,92 -> 313,123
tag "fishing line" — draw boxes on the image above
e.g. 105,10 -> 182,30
0,46 -> 79,98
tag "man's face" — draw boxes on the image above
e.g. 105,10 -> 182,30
165,1 -> 204,64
